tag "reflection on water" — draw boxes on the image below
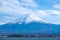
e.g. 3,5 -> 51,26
0,38 -> 60,40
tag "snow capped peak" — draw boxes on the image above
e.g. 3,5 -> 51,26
7,13 -> 48,24
25,13 -> 47,23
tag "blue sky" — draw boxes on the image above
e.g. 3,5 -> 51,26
0,0 -> 60,25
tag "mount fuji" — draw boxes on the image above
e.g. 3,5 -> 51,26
0,13 -> 60,35
9,13 -> 48,24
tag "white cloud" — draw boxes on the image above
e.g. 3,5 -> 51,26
37,10 -> 60,16
19,0 -> 38,8
36,10 -> 60,24
0,0 -> 37,16
47,10 -> 60,15
53,4 -> 60,9
37,10 -> 48,16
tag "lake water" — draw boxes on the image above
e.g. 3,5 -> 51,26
0,38 -> 60,40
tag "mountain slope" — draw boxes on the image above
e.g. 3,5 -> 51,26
0,21 -> 60,35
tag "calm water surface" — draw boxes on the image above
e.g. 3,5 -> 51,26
0,38 -> 60,40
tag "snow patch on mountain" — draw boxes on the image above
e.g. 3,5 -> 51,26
25,13 -> 48,23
